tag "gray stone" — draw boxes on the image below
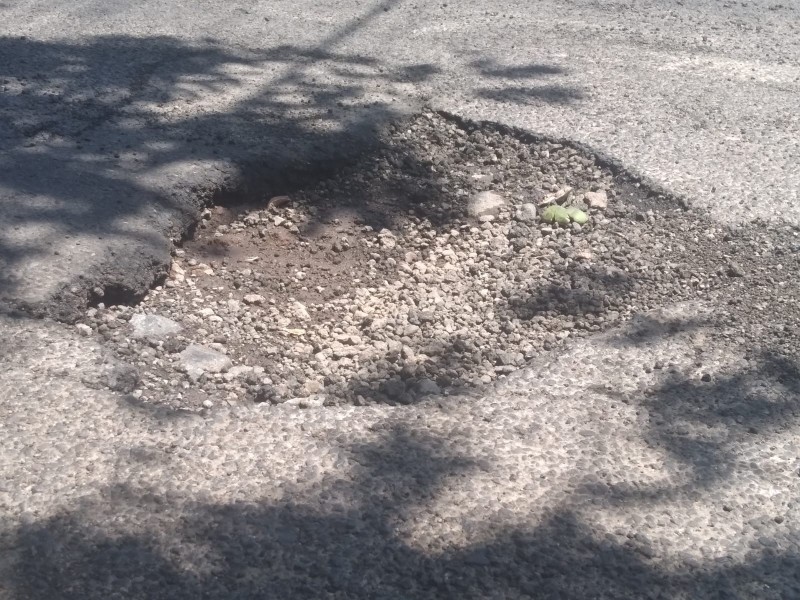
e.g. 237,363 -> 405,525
129,314 -> 182,339
75,323 -> 92,336
162,336 -> 187,354
302,380 -> 324,396
585,190 -> 609,209
104,364 -> 140,393
467,191 -> 506,217
540,186 -> 573,205
515,203 -> 538,223
416,378 -> 441,396
224,365 -> 254,381
243,294 -> 266,305
179,344 -> 232,379
378,229 -> 397,249
253,384 -> 280,404
381,379 -> 406,400
727,261 -> 745,277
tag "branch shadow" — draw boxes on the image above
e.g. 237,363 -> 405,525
503,264 -> 633,319
6,421 -> 800,599
1,33 -> 403,315
586,349 -> 800,508
0,0 -> 419,316
1,0 -> 581,319
466,56 -> 579,105
469,58 -> 566,79
476,86 -> 583,105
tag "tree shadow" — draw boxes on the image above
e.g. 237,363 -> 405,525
6,420 -> 799,599
586,349 -> 800,509
468,58 -> 580,104
605,312 -> 709,349
476,85 -> 583,105
503,264 -> 633,320
469,58 -> 566,79
0,33 -> 401,316
1,0 -> 582,319
0,0 -> 424,317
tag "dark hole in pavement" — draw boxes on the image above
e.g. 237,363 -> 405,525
79,111 -> 799,413
90,282 -> 155,309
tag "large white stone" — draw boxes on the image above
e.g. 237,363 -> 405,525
467,191 -> 506,217
129,314 -> 182,338
179,344 -> 232,380
585,190 -> 609,209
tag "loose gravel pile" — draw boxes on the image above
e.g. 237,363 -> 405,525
79,112 -> 800,410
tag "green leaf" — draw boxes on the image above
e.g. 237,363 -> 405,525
542,205 -> 571,225
566,206 -> 589,224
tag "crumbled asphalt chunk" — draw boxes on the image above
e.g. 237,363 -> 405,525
104,363 -> 140,393
76,112 -> 800,412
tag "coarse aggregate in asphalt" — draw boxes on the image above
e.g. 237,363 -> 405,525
2,2 -> 800,597
2,0 -> 799,320
3,112 -> 797,599
2,295 -> 799,599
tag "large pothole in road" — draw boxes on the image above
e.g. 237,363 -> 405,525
80,111 -> 797,412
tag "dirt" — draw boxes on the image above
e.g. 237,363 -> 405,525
78,111 -> 800,412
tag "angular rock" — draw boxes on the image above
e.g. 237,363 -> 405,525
243,294 -> 266,305
585,190 -> 608,209
253,384 -> 280,404
378,229 -> 397,249
467,191 -> 506,217
332,237 -> 350,252
129,314 -> 182,339
225,365 -> 254,381
292,301 -> 311,321
179,344 -> 232,379
302,380 -> 324,396
727,261 -> 745,277
162,336 -> 187,354
514,203 -> 538,223
286,394 -> 326,408
540,186 -> 573,205
105,364 -> 140,393
416,378 -> 441,396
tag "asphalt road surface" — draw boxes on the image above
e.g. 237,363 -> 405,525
1,0 -> 798,318
1,1 -> 799,598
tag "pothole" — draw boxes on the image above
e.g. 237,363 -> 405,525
79,111 -> 797,411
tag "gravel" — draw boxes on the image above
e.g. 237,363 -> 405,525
76,111 -> 800,412
3,110 -> 799,597
3,296 -> 799,599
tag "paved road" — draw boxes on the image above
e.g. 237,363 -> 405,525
1,1 -> 799,598
1,0 -> 799,318
2,303 -> 798,599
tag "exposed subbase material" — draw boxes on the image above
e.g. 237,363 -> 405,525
79,112 -> 800,411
